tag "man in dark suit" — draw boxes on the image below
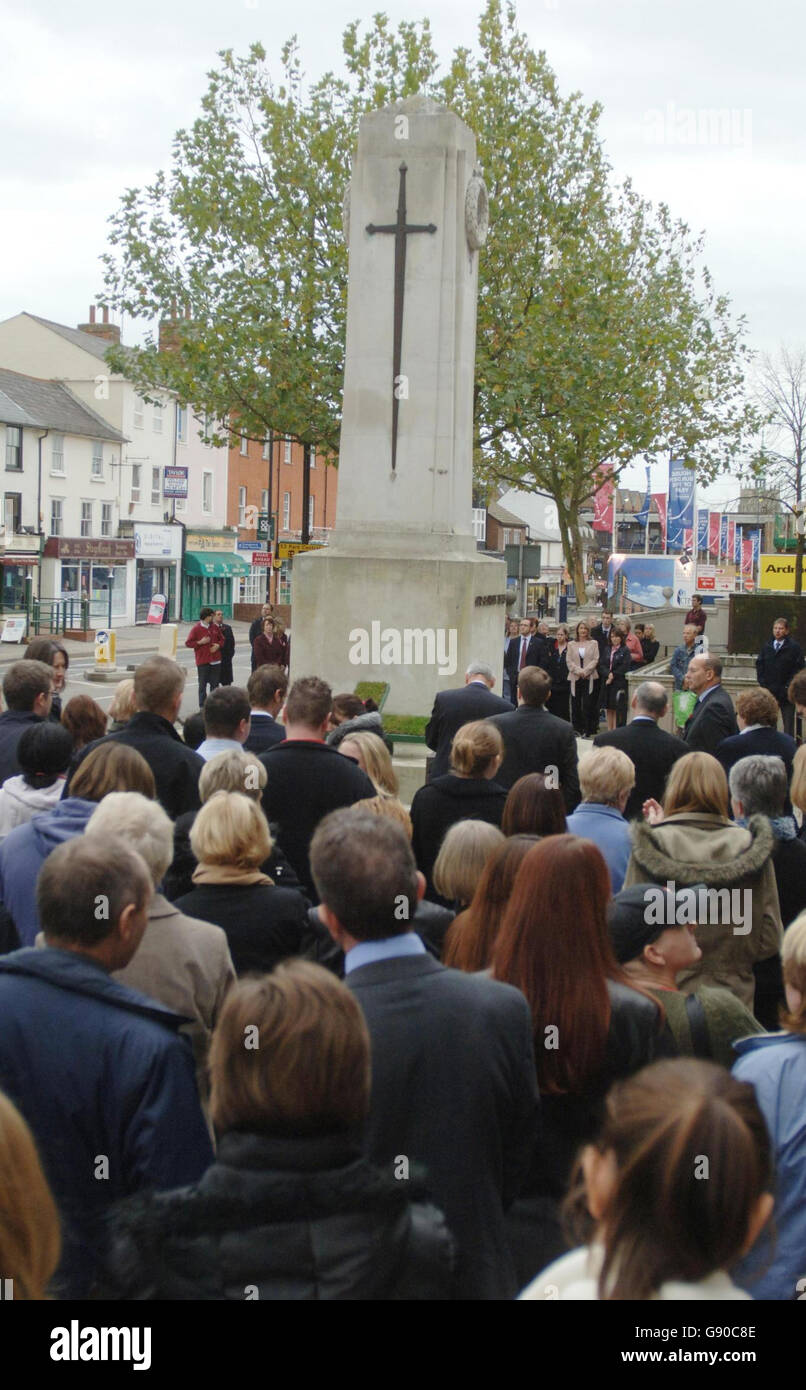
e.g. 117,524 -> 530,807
244,665 -> 287,754
487,665 -> 581,811
65,657 -> 204,820
310,809 -> 539,1301
716,686 -> 797,814
682,653 -> 739,755
756,617 -> 804,736
260,676 -> 374,898
593,680 -> 685,820
425,662 -> 512,780
504,618 -> 550,694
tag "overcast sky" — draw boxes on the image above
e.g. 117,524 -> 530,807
1,0 -> 802,505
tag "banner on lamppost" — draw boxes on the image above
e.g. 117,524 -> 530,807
719,515 -> 729,559
697,508 -> 709,553
592,464 -> 614,532
652,493 -> 667,549
708,512 -> 720,558
666,458 -> 695,551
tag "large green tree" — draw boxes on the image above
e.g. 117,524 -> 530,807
102,1 -> 759,598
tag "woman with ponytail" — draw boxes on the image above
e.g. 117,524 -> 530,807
521,1059 -> 774,1300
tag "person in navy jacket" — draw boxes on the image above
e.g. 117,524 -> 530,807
0,835 -> 212,1298
756,617 -> 804,736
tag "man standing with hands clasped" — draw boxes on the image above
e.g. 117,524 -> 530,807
185,607 -> 224,708
756,617 -> 804,736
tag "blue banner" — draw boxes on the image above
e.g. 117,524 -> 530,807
667,457 -> 696,551
720,515 -> 729,559
697,508 -> 709,553
635,465 -> 652,528
733,523 -> 742,566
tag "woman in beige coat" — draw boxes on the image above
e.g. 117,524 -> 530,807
623,752 -> 782,1015
567,622 -> 600,738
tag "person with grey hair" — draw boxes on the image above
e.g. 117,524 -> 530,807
83,792 -> 236,1101
730,753 -> 806,1028
594,680 -> 686,820
0,834 -> 213,1296
424,660 -> 513,780
310,807 -> 538,1301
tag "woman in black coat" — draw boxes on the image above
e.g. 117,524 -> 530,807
213,610 -> 235,685
412,720 -> 507,902
98,963 -> 454,1300
546,624 -> 571,723
174,791 -> 309,976
599,630 -> 633,730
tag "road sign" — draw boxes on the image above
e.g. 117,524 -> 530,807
257,514 -> 275,542
251,551 -> 273,567
277,542 -> 323,560
94,629 -> 116,666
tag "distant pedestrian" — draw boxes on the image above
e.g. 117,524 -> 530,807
249,604 -> 274,671
756,616 -> 804,736
185,608 -> 224,706
213,610 -> 236,686
685,593 -> 707,633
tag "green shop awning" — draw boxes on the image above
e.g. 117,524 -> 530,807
184,551 -> 251,578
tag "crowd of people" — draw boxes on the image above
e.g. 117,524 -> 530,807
0,599 -> 802,1304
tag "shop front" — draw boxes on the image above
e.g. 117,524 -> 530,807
0,547 -> 40,613
182,547 -> 251,620
133,524 -> 182,623
42,538 -> 135,626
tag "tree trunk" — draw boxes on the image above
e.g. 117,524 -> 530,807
556,502 -> 588,607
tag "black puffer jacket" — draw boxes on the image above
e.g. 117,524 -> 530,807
99,1130 -> 455,1301
326,710 -> 393,755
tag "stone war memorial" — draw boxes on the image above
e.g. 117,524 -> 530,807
291,96 -> 507,714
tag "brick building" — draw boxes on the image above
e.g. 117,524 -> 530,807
227,434 -> 338,611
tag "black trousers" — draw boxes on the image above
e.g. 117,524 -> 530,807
197,663 -> 221,706
571,685 -> 597,736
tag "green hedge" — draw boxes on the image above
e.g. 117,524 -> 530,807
354,680 -> 390,710
383,713 -> 429,738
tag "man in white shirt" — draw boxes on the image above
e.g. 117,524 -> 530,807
195,686 -> 251,762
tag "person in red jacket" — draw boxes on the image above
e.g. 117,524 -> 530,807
185,608 -> 224,707
685,593 -> 707,633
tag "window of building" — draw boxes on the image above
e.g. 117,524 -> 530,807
175,497 -> 187,513
283,438 -> 292,464
153,402 -> 163,434
472,507 -> 487,542
133,398 -> 144,429
91,442 -> 104,479
240,434 -> 248,457
282,492 -> 290,530
308,444 -> 316,469
177,405 -> 187,444
278,560 -> 292,606
203,472 -> 213,513
238,486 -> 247,526
240,569 -> 264,605
201,412 -> 213,446
262,439 -> 271,461
261,489 -> 269,514
101,502 -> 113,537
4,493 -> 21,535
80,501 -> 93,538
50,434 -> 65,475
308,496 -> 315,531
50,497 -> 63,537
151,467 -> 161,505
5,427 -> 22,472
131,464 -> 141,503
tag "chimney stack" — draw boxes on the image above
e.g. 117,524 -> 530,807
78,303 -> 120,345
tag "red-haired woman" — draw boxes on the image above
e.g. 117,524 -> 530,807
443,835 -> 537,973
491,834 -> 675,1285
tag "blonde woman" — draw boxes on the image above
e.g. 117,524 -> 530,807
174,791 -> 309,975
107,678 -> 137,732
433,819 -> 506,912
624,751 -> 782,1009
410,721 -> 507,901
0,1089 -> 60,1299
339,730 -> 399,797
165,749 -> 302,899
567,622 -> 600,738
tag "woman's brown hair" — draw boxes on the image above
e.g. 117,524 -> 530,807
502,773 -> 566,837
663,751 -> 729,818
567,1059 -> 773,1300
70,742 -> 156,802
210,961 -> 370,1137
449,720 -> 503,778
492,835 -> 652,1094
0,1089 -> 60,1299
443,835 -> 537,972
61,695 -> 108,752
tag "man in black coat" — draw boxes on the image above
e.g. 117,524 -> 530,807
593,680 -> 685,820
756,616 -> 804,735
213,609 -> 236,686
249,603 -> 273,672
504,618 -> 550,694
243,664 -> 287,754
260,677 -> 375,898
310,809 -> 540,1301
487,665 -> 581,812
0,659 -> 53,786
425,662 -> 512,780
682,654 -> 738,756
65,657 -> 204,820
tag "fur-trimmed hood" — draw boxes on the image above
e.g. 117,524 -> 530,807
629,812 -> 775,887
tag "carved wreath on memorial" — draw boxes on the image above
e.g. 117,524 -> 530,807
465,172 -> 489,250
